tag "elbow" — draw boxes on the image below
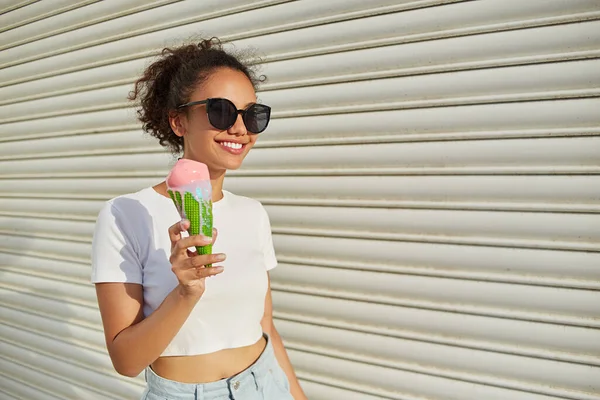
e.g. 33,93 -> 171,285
113,361 -> 145,378
109,349 -> 146,378
120,370 -> 144,378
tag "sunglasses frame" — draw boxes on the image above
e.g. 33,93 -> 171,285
176,97 -> 271,134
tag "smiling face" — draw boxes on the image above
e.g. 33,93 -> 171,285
169,67 -> 259,174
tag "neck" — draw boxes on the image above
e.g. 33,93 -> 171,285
208,167 -> 226,202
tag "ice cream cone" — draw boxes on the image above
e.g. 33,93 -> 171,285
166,159 -> 213,265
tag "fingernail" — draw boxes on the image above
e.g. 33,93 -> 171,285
180,219 -> 189,229
214,266 -> 224,273
201,235 -> 212,242
215,253 -> 226,261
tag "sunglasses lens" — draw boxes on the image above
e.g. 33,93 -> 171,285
244,104 -> 271,133
207,99 -> 237,130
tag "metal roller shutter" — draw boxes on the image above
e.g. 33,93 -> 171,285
1,1 -> 599,399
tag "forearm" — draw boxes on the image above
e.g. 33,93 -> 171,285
270,326 -> 308,400
109,285 -> 198,377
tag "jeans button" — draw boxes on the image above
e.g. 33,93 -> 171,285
233,380 -> 241,390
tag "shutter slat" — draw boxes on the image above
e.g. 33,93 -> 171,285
2,253 -> 92,281
1,305 -> 105,349
0,234 -> 91,261
272,264 -> 600,320
272,292 -> 600,359
2,269 -> 94,303
0,288 -> 101,327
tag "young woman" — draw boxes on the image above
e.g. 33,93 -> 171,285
91,38 -> 307,400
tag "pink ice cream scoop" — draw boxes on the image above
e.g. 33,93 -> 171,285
166,159 -> 213,264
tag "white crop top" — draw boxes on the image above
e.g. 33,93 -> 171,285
90,187 -> 277,356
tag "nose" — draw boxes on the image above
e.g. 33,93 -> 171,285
228,113 -> 247,136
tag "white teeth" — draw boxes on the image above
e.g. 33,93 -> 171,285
220,141 -> 243,149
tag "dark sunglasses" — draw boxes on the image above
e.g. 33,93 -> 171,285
177,98 -> 271,134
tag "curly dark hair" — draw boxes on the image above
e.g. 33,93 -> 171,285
128,38 -> 261,153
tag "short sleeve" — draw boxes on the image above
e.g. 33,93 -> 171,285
260,206 -> 278,271
91,201 -> 143,284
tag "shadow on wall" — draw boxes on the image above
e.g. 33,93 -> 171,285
0,232 -> 93,399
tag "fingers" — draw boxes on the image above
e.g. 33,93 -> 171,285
193,265 -> 225,279
168,222 -> 223,292
173,264 -> 225,288
168,219 -> 190,248
173,254 -> 225,283
181,253 -> 226,270
186,230 -> 216,257
171,252 -> 225,279
175,234 -> 214,256
170,222 -> 218,250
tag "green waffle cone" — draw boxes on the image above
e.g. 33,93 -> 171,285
175,191 -> 182,209
168,189 -> 213,267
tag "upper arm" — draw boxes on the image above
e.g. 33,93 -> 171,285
261,273 -> 275,335
91,201 -> 145,349
95,283 -> 144,349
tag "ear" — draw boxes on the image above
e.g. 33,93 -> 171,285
169,111 -> 187,138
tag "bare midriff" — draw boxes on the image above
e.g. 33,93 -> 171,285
150,335 -> 267,383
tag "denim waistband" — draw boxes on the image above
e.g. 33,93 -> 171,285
144,334 -> 276,399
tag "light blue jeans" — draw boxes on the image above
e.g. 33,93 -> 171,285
141,334 -> 293,399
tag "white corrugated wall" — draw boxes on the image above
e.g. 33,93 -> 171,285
1,0 -> 600,399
